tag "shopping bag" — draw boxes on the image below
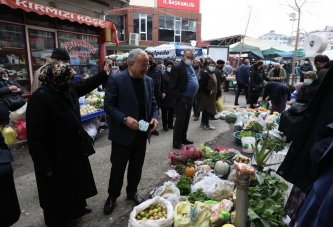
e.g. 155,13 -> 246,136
216,97 -> 223,112
9,103 -> 27,123
128,196 -> 174,227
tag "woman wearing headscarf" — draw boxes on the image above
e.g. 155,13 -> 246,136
198,61 -> 220,130
27,61 -> 111,226
248,61 -> 264,108
0,70 -> 25,127
278,71 -> 320,226
0,111 -> 21,227
261,82 -> 291,113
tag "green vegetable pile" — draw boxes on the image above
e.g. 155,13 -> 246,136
200,145 -> 215,159
226,113 -> 238,123
203,151 -> 236,168
244,121 -> 263,133
175,164 -> 186,175
187,188 -> 208,204
260,139 -> 284,152
175,177 -> 192,195
92,99 -> 103,109
238,130 -> 254,139
247,172 -> 288,227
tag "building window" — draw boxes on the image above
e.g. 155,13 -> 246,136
134,14 -> 152,41
158,17 -> 196,43
106,15 -> 125,41
26,11 -> 55,28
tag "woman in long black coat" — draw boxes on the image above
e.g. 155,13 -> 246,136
248,61 -> 264,108
160,60 -> 175,131
27,62 -> 110,226
0,111 -> 21,227
278,66 -> 333,226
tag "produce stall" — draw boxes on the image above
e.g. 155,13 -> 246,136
128,105 -> 293,227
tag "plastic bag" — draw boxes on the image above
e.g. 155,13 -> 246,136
231,163 -> 255,176
209,180 -> 235,201
153,182 -> 181,199
214,146 -> 235,152
191,175 -> 222,197
234,115 -> 248,132
174,201 -> 210,227
192,171 -> 216,184
16,118 -> 27,140
165,170 -> 180,181
184,146 -> 201,160
128,196 -> 174,227
227,169 -> 237,183
168,147 -> 189,166
9,103 -> 27,123
216,97 -> 223,112
82,118 -> 104,139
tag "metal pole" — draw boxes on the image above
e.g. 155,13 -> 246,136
235,172 -> 251,227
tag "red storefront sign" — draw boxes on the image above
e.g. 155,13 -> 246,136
63,39 -> 97,54
157,0 -> 200,12
0,0 -> 119,45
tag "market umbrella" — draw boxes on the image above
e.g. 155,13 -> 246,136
229,42 -> 264,59
116,53 -> 129,61
145,42 -> 203,60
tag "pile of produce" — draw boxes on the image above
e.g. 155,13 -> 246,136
260,138 -> 284,152
80,104 -> 97,115
243,120 -> 263,133
135,204 -> 168,220
84,92 -> 104,110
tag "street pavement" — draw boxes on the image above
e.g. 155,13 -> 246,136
10,90 -> 248,227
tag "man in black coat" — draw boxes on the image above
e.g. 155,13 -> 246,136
170,49 -> 198,149
146,52 -> 165,136
278,65 -> 333,193
27,60 -> 111,226
299,57 -> 313,82
103,49 -> 158,215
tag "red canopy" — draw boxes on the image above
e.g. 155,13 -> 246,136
1,0 -> 119,45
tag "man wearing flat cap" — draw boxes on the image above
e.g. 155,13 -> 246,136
31,48 -> 70,93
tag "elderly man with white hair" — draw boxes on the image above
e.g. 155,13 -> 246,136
224,61 -> 233,75
267,63 -> 287,83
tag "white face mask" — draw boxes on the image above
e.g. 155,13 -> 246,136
304,79 -> 313,85
166,67 -> 171,73
2,77 -> 9,80
184,59 -> 193,66
304,61 -> 309,64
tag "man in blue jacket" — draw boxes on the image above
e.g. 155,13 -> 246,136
234,59 -> 250,105
103,49 -> 158,215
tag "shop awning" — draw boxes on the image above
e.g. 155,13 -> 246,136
230,42 -> 264,59
1,0 -> 119,45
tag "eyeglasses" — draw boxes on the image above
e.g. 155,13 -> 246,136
135,62 -> 149,68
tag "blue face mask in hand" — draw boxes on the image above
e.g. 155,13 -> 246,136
139,120 -> 150,132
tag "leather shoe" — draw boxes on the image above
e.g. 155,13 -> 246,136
168,125 -> 174,129
182,139 -> 193,145
163,127 -> 168,131
104,197 -> 116,215
84,205 -> 92,214
127,192 -> 145,205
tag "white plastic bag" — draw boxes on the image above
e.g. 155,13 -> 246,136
82,118 -> 104,139
153,181 -> 180,199
191,175 -> 221,196
9,103 -> 27,123
128,196 -> 174,227
209,180 -> 235,201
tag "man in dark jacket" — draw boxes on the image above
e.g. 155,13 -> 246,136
295,123 -> 333,227
27,61 -> 111,226
234,59 -> 250,105
103,49 -> 158,215
147,52 -> 165,136
299,57 -> 313,82
314,54 -> 331,82
170,49 -> 198,149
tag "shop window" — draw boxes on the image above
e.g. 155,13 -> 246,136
181,19 -> 196,43
26,12 -> 55,28
58,32 -> 99,78
134,14 -> 152,41
0,23 -> 29,92
158,16 -> 175,42
57,19 -> 99,35
105,15 -> 125,41
0,5 -> 24,23
158,17 -> 196,43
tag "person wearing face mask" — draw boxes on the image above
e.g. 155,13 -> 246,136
146,52 -> 165,136
248,61 -> 264,108
314,54 -> 331,82
0,70 -> 25,126
160,61 -> 175,131
26,60 -> 111,226
198,61 -> 219,130
192,60 -> 203,121
299,58 -> 313,82
170,49 -> 198,149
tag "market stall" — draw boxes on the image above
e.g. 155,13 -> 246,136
127,106 -> 293,227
